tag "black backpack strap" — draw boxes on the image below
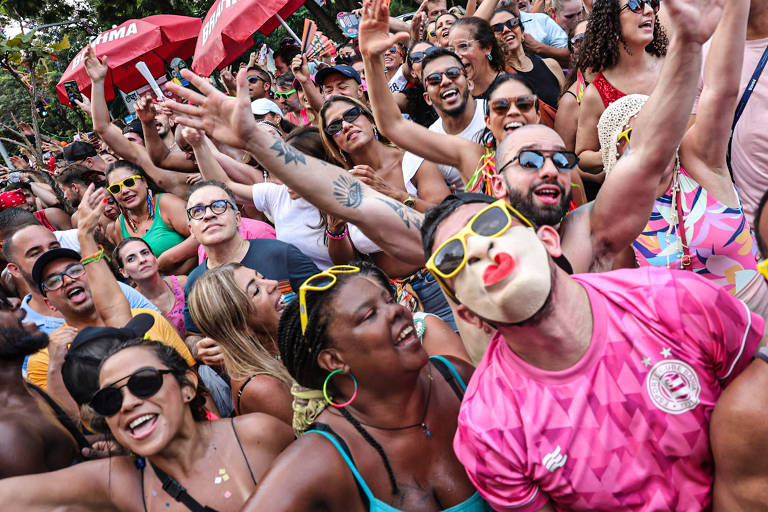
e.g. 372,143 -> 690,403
150,462 -> 219,512
429,356 -> 466,400
27,382 -> 91,451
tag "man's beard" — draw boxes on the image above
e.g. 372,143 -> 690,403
505,178 -> 571,227
0,325 -> 49,360
437,85 -> 470,119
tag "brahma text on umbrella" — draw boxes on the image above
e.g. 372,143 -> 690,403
201,0 -> 238,46
72,23 -> 139,66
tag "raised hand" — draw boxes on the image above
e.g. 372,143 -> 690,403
291,54 -> 310,82
134,95 -> 156,123
73,94 -> 92,115
665,0 -> 726,44
83,45 -> 108,83
165,69 -> 257,151
220,66 -> 236,95
77,184 -> 108,235
181,125 -> 204,147
358,0 -> 410,57
18,122 -> 34,137
349,164 -> 406,201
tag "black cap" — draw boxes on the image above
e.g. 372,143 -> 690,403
63,141 -> 97,162
31,248 -> 82,294
314,65 -> 362,87
122,118 -> 144,139
62,313 -> 156,404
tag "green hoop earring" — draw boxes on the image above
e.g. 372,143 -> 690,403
322,369 -> 358,408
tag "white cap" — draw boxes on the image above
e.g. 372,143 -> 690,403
251,98 -> 283,116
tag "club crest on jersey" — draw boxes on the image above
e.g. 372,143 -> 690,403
646,359 -> 701,414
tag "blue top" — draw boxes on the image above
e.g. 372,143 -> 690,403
520,11 -> 568,48
306,356 -> 492,512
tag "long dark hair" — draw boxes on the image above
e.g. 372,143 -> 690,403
449,17 -> 505,72
577,0 -> 667,73
478,73 -> 538,146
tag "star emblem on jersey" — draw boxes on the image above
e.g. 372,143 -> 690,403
542,445 -> 568,472
642,357 -> 652,367
660,347 -> 672,359
645,359 -> 701,414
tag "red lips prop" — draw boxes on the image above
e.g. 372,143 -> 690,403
483,253 -> 516,286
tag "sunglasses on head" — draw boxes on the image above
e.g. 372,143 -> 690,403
42,263 -> 85,293
571,33 -> 585,45
492,18 -> 521,32
299,265 -> 360,334
424,66 -> 463,86
108,175 -> 142,195
408,46 -> 438,64
248,75 -> 268,84
617,127 -> 632,145
489,95 -> 537,115
186,199 -> 234,220
621,0 -> 660,13
426,199 -> 534,280
274,89 -> 296,100
498,150 -> 579,173
324,106 -> 363,136
90,367 -> 173,417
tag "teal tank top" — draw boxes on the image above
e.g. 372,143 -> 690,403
306,356 -> 492,512
119,193 -> 186,257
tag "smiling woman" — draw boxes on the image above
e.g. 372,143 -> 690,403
0,340 -> 294,511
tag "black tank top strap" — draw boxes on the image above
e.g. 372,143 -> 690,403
235,375 -> 255,415
27,382 -> 91,450
230,417 -> 257,485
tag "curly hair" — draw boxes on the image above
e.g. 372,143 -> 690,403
577,0 -> 667,73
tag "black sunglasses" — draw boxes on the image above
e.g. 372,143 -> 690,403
248,75 -> 268,84
90,367 -> 173,417
408,46 -> 438,64
492,18 -> 521,32
621,0 -> 660,13
186,199 -> 234,220
325,106 -> 363,136
424,66 -> 463,86
499,150 -> 579,173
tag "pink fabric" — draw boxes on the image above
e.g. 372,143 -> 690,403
454,268 -> 763,511
164,275 -> 186,337
197,218 -> 276,263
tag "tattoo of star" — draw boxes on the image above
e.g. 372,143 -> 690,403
332,174 -> 363,208
270,139 -> 306,166
377,198 -> 423,230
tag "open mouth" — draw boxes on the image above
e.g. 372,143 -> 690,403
66,286 -> 88,304
275,295 -> 288,313
128,413 -> 158,440
441,29 -> 450,39
441,89 -> 459,102
504,121 -> 523,133
504,33 -> 517,45
639,19 -> 654,29
533,184 -> 562,205
394,323 -> 418,347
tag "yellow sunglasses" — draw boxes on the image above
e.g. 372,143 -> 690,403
108,175 -> 143,195
617,127 -> 632,145
425,199 -> 534,281
299,265 -> 361,335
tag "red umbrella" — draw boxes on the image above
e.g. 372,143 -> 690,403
56,15 -> 202,107
192,0 -> 305,77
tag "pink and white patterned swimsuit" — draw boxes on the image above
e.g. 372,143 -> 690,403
454,268 -> 763,511
632,167 -> 768,317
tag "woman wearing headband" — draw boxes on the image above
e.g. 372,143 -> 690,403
596,0 -> 768,316
575,0 -> 667,181
0,339 -> 294,511
242,263 -> 487,511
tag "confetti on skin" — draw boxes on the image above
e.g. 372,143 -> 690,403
225,491 -> 232,499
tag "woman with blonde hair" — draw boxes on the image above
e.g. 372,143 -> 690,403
188,263 -> 294,424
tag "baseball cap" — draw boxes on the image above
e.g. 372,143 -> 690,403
31,248 -> 82,294
63,141 -> 97,162
314,65 -> 361,87
62,313 -> 156,405
251,98 -> 283,116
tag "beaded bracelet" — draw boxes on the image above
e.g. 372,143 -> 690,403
80,245 -> 111,266
326,225 -> 348,240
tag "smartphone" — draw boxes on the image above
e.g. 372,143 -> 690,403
64,80 -> 83,105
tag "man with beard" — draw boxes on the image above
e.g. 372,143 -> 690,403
423,48 -> 487,192
0,290 -> 82,476
421,192 -> 766,510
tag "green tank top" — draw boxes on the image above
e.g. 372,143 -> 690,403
119,193 -> 186,257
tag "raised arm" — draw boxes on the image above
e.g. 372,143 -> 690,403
291,54 -> 324,113
184,126 -> 254,205
683,0 -> 749,175
135,95 -> 196,171
76,184 -> 132,327
587,0 -> 726,262
360,0 -> 483,181
165,70 -> 426,266
474,0 -> 502,22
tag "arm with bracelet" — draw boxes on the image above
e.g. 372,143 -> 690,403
76,184 -> 133,327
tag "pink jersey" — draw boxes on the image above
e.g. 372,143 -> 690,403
197,218 -> 276,263
454,268 -> 763,511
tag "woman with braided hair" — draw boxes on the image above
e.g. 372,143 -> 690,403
574,0 -> 668,181
243,262 -> 488,512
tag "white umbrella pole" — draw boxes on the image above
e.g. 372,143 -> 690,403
275,14 -> 301,44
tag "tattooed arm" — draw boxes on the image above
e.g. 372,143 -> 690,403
165,71 -> 426,265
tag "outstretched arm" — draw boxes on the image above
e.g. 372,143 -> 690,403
360,0 -> 483,182
588,0 -> 726,262
684,0 -> 749,175
135,95 -> 197,172
165,70 -> 426,265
